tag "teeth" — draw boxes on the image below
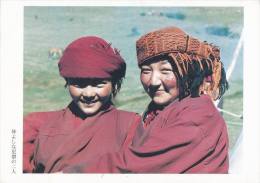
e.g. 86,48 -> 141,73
80,100 -> 96,104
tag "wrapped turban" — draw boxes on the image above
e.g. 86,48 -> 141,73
136,26 -> 227,100
59,36 -> 126,79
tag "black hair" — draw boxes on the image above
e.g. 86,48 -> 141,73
167,55 -> 229,101
110,61 -> 126,98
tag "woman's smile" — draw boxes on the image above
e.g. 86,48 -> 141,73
80,98 -> 98,104
153,90 -> 165,96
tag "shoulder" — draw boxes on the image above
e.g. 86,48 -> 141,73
24,110 -> 64,121
114,108 -> 141,120
180,94 -> 216,113
166,95 -> 225,128
174,95 -> 219,120
176,95 -> 226,137
24,109 -> 66,129
113,108 -> 141,131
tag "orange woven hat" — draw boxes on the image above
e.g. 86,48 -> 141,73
136,26 -> 224,100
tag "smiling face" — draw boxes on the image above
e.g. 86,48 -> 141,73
140,59 -> 179,107
67,78 -> 112,116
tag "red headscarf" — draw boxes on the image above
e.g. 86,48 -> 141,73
58,36 -> 126,79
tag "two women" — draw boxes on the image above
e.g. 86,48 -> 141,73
64,26 -> 229,173
24,26 -> 229,173
23,36 -> 140,173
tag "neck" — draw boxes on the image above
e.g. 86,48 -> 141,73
149,97 -> 179,111
68,101 -> 112,120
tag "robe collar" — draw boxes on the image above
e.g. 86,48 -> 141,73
142,98 -> 179,127
68,101 -> 113,120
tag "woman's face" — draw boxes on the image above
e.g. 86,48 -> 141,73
68,78 -> 112,116
140,59 -> 179,106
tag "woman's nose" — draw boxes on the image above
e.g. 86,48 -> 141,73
82,86 -> 95,98
150,72 -> 162,87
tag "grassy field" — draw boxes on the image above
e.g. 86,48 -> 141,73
24,7 -> 243,151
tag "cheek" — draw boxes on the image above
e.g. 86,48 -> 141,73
163,74 -> 178,88
98,85 -> 112,98
140,73 -> 151,88
68,86 -> 81,99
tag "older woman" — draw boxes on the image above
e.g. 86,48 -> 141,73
65,26 -> 229,173
23,36 -> 140,173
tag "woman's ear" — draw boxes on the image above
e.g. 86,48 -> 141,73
199,77 -> 219,101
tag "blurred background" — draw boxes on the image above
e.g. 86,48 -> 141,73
24,7 -> 243,151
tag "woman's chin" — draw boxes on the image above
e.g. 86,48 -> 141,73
77,102 -> 102,116
152,97 -> 177,107
152,98 -> 169,106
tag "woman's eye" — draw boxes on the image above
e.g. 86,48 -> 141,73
161,69 -> 173,74
141,69 -> 151,74
94,81 -> 107,88
96,83 -> 105,88
72,84 -> 81,88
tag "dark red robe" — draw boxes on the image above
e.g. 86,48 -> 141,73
23,102 -> 140,173
67,94 -> 229,173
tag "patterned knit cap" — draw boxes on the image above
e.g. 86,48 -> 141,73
136,26 -> 224,100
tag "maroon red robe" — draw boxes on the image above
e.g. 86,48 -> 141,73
23,102 -> 140,173
67,94 -> 229,173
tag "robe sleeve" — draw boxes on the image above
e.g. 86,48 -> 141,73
23,113 -> 45,173
79,118 -> 212,173
121,114 -> 141,150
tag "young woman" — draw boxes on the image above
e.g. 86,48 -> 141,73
23,36 -> 140,173
65,27 -> 229,173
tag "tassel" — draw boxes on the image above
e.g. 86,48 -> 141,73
169,53 -> 184,77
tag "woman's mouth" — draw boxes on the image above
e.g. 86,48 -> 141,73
153,90 -> 165,96
154,90 -> 164,95
80,99 -> 98,105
